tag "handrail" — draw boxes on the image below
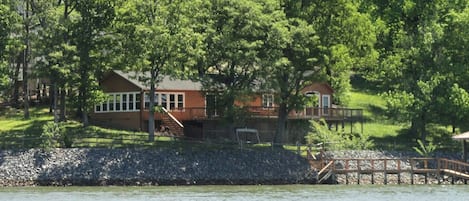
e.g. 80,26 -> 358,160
161,107 -> 184,128
170,107 -> 363,121
318,160 -> 334,176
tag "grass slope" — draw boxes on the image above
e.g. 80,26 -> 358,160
348,76 -> 459,151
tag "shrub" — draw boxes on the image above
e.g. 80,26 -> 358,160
413,139 -> 436,157
306,119 -> 373,150
41,121 -> 67,149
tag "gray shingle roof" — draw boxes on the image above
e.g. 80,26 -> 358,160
113,70 -> 202,91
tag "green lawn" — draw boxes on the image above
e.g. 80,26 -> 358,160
0,106 -> 237,150
346,77 -> 459,152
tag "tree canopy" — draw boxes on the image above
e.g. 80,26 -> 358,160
2,0 -> 469,145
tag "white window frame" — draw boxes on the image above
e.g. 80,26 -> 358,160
262,94 -> 275,109
94,92 -> 140,113
143,92 -> 185,112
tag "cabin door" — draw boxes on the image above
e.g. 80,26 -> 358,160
205,94 -> 219,117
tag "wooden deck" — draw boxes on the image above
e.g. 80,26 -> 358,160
313,157 -> 469,184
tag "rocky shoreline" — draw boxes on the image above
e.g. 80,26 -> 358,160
0,148 -> 315,186
0,148 -> 464,186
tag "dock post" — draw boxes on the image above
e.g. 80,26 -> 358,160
397,160 -> 401,185
410,159 -> 414,185
371,160 -> 375,184
345,160 -> 349,185
357,159 -> 361,185
383,159 -> 387,185
345,173 -> 349,185
437,158 -> 441,185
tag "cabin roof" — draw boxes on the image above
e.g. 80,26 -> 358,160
112,70 -> 202,91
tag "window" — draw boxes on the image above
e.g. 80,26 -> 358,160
122,94 -> 127,110
155,93 -> 160,106
322,95 -> 330,115
95,92 -> 141,113
206,94 -> 218,117
129,94 -> 134,110
109,94 -> 114,111
177,94 -> 184,109
262,94 -> 274,108
144,93 -> 150,109
140,92 -> 184,111
161,94 -> 167,109
115,94 -> 121,111
135,94 -> 141,110
169,94 -> 175,110
102,101 -> 108,111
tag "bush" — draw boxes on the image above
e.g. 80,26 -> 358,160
306,119 -> 373,150
41,121 -> 68,149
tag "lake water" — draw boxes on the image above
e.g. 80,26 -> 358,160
0,185 -> 466,201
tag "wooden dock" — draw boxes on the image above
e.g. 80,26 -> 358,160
313,157 -> 469,184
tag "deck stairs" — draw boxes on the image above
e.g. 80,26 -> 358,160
317,160 -> 334,184
160,108 -> 184,136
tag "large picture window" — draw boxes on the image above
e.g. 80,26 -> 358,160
95,92 -> 141,113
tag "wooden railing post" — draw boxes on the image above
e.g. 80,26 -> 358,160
397,159 -> 401,185
410,159 -> 414,185
383,159 -> 387,185
357,159 -> 361,185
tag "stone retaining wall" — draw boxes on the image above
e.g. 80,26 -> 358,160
0,148 -> 315,186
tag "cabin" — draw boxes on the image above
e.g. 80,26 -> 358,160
89,70 -> 362,143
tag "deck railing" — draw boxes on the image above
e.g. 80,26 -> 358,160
166,107 -> 363,121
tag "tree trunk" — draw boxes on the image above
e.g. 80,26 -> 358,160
53,82 -> 58,123
22,0 -> 30,119
59,0 -> 69,122
12,53 -> 21,107
59,88 -> 67,121
274,102 -> 288,147
420,113 -> 427,142
80,71 -> 89,126
148,68 -> 157,142
22,54 -> 29,119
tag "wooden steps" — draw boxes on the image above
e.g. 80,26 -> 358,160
160,108 -> 184,136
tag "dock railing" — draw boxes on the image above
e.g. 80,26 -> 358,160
319,157 -> 469,184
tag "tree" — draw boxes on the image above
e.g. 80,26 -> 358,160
73,0 -> 115,126
267,0 -> 377,144
34,0 -> 78,122
115,0 -> 205,141
292,0 -> 378,105
0,0 -> 21,101
365,0 -> 469,141
199,0 -> 282,135
266,16 -> 323,145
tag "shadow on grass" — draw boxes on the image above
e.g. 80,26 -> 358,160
0,119 -> 47,149
350,74 -> 387,94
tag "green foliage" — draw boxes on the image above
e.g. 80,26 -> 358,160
413,139 -> 437,157
0,0 -> 21,99
306,119 -> 373,150
40,122 -> 66,149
